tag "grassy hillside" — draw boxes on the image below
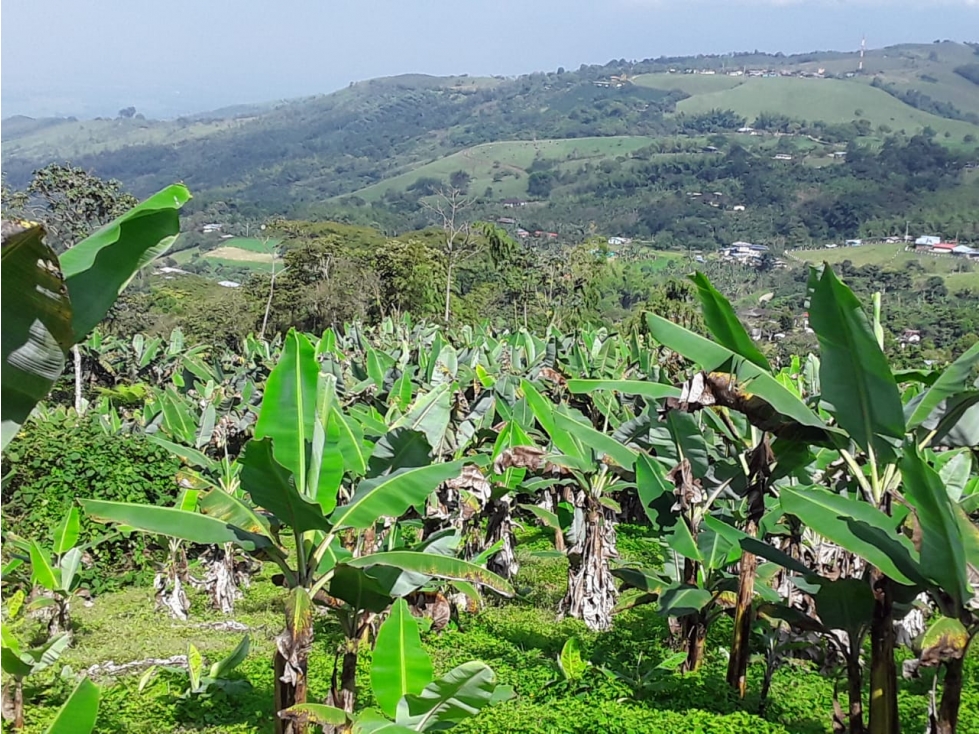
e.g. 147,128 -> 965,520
0,115 -> 247,160
3,42 -> 978,216
348,137 -> 657,202
791,242 -> 979,293
638,74 -> 979,143
806,41 -> 979,118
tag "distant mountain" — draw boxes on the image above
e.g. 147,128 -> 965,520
3,41 -> 978,216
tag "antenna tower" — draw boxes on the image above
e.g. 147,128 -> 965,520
859,36 -> 866,72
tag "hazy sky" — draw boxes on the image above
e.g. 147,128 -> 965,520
2,0 -> 977,118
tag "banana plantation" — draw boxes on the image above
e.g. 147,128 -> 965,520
1,193 -> 977,734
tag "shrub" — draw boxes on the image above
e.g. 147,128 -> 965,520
2,413 -> 182,592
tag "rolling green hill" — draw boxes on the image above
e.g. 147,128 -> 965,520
348,137 -> 658,202
635,75 -> 979,144
3,42 -> 978,223
791,242 -> 979,293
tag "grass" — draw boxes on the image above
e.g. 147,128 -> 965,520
203,246 -> 279,265
0,116 -> 243,160
11,522 -> 978,734
217,237 -> 282,253
345,136 -> 657,202
662,76 -> 979,144
794,242 -> 975,271
633,73 -> 746,95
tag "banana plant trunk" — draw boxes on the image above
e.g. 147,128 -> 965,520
935,656 -> 964,734
326,637 -> 360,722
274,588 -> 314,734
2,678 -> 25,729
274,648 -> 308,734
680,516 -> 705,674
561,499 -> 617,631
869,571 -> 899,734
846,652 -> 866,734
551,488 -> 565,553
726,519 -> 757,696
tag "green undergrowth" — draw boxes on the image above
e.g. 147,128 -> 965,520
10,527 -> 978,733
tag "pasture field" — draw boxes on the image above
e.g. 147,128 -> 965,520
204,246 -> 279,265
346,137 -> 657,202
649,76 -> 979,143
0,116 -> 243,160
633,73 -> 744,95
792,242 -> 979,291
217,237 -> 283,252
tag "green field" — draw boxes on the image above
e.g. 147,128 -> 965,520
166,242 -> 282,271
801,42 -> 979,119
345,137 -> 657,202
218,237 -> 282,252
793,243 -> 979,292
633,73 -> 744,95
643,75 -> 979,142
0,116 -> 244,160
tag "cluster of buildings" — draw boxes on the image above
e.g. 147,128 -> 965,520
685,191 -> 746,211
722,241 -> 785,268
913,236 -> 979,259
665,67 -> 836,80
521,229 -> 559,240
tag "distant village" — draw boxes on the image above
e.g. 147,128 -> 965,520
593,66 -> 858,89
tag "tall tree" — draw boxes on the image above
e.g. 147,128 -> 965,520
423,188 -> 483,323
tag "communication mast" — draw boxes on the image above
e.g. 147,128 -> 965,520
858,35 -> 866,72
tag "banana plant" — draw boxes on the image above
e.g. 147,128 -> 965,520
2,186 -> 191,450
81,328 -> 513,734
3,507 -> 101,639
647,268 -> 979,734
148,403 -> 256,616
138,635 -> 251,699
279,597 -> 512,733
1,629 -> 71,729
520,378 -> 641,631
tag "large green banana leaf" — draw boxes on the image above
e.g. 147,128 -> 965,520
808,267 -> 904,459
239,438 -> 331,533
565,379 -> 680,400
59,184 -> 190,342
254,329 -> 319,496
779,486 -> 923,587
1,223 -> 73,449
689,271 -> 771,371
904,342 -> 979,430
2,186 -> 189,450
900,447 -> 971,609
645,313 -> 828,441
80,499 -> 269,550
371,598 -> 433,718
395,661 -> 500,730
330,462 -> 464,530
343,551 -> 513,596
44,677 -> 100,734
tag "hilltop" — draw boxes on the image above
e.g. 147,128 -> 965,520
3,41 -> 978,244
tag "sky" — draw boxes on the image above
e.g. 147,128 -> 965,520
2,0 -> 977,119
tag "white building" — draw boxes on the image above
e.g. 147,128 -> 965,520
915,235 -> 941,246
